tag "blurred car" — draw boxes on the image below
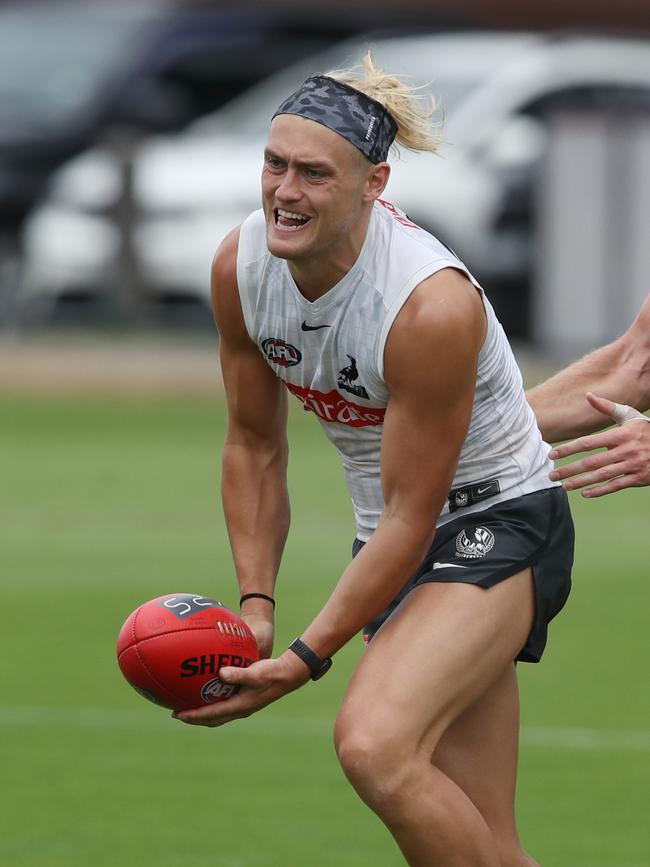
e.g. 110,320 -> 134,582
0,0 -> 381,236
20,31 -> 650,334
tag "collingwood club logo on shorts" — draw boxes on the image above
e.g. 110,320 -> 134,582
338,355 -> 369,399
455,527 -> 495,559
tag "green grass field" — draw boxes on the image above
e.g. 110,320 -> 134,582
1,392 -> 648,867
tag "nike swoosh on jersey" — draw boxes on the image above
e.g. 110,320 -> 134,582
432,562 -> 469,570
301,321 -> 331,331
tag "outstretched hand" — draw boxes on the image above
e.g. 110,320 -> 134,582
549,393 -> 650,497
172,651 -> 310,728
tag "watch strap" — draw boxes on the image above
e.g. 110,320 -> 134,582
288,638 -> 332,681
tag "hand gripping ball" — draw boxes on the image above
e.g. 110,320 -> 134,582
117,594 -> 259,711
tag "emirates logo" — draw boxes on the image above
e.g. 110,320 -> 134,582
284,382 -> 385,427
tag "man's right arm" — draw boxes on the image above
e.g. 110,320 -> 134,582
211,228 -> 290,658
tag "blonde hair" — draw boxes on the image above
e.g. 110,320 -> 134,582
326,50 -> 442,158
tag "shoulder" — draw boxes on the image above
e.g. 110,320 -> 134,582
385,267 -> 486,391
210,226 -> 244,339
211,225 -> 240,281
393,267 -> 485,349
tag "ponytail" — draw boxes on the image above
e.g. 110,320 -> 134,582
326,51 -> 442,157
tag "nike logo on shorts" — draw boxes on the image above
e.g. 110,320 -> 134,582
432,562 -> 468,570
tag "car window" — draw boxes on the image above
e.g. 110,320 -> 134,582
0,7 -> 146,128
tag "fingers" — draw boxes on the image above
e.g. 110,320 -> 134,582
170,655 -> 307,729
585,391 -> 618,418
172,669 -> 264,726
172,695 -> 252,728
549,428 -> 619,461
587,391 -> 650,425
580,475 -> 636,498
550,443 -> 622,481
220,665 -> 256,685
555,459 -> 627,491
548,420 -> 650,496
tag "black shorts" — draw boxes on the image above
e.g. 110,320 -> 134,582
353,487 -> 574,663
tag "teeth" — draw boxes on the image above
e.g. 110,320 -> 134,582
277,209 -> 309,221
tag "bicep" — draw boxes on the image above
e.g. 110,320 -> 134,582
380,271 -> 484,528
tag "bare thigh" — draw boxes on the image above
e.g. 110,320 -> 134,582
335,569 -> 536,759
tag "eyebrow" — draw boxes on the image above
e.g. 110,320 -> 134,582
264,149 -> 336,173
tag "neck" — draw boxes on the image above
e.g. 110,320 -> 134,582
288,209 -> 372,302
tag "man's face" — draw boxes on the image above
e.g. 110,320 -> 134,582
262,114 -> 371,263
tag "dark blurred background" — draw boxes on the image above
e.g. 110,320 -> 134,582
1,0 -> 650,352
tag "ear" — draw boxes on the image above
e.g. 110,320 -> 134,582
363,162 -> 391,203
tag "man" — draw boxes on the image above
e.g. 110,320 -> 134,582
174,57 -> 574,867
528,294 -> 650,497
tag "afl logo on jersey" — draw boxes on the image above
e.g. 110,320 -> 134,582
261,338 -> 302,367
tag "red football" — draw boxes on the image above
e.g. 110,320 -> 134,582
117,593 -> 259,711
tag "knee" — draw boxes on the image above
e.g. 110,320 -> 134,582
333,714 -> 415,816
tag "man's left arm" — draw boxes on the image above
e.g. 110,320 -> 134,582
174,269 -> 484,727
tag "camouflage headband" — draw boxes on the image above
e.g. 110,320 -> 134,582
272,75 -> 398,164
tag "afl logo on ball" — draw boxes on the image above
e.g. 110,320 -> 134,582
261,338 -> 302,367
201,677 -> 238,702
456,527 -> 495,559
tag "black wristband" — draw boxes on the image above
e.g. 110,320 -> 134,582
288,638 -> 332,681
239,593 -> 276,609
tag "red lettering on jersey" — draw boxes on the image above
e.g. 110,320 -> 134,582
285,383 -> 386,427
378,198 -> 421,231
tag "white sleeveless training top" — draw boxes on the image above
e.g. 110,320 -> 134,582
236,199 -> 556,542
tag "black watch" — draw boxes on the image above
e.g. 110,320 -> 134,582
288,638 -> 333,681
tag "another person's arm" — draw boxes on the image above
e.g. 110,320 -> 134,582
211,228 -> 291,658
175,268 -> 485,726
527,296 -> 650,497
527,294 -> 650,442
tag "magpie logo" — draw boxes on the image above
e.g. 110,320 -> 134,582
455,527 -> 495,559
337,355 -> 369,400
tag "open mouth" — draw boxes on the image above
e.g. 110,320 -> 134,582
274,208 -> 312,232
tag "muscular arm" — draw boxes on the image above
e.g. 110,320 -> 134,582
300,270 -> 485,658
211,229 -> 290,656
527,294 -> 650,442
175,268 -> 485,726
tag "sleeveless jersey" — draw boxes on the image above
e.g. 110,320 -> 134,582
236,199 -> 556,542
